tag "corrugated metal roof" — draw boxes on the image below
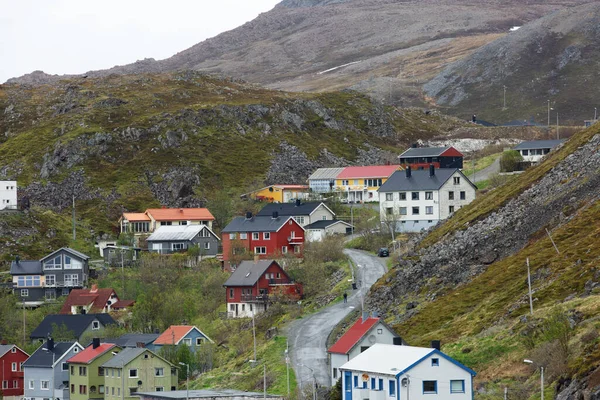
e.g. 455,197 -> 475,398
513,139 -> 565,150
308,167 -> 345,180
146,225 -> 217,242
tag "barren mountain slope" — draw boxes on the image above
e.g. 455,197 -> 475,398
424,2 -> 600,123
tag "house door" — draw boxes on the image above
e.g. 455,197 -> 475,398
344,371 -> 352,400
235,304 -> 239,317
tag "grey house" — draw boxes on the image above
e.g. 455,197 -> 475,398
147,225 -> 220,257
23,338 -> 83,400
10,247 -> 90,306
30,314 -> 116,344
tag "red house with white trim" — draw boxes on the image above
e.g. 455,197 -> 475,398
221,212 -> 305,271
399,146 -> 464,169
0,343 -> 29,397
223,259 -> 303,318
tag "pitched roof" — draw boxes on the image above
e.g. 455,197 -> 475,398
399,146 -> 461,158
223,260 -> 288,287
146,208 -> 215,221
10,260 -> 42,275
59,287 -> 118,314
153,325 -> 214,345
513,139 -> 566,150
308,167 -> 346,180
222,215 -> 303,233
112,299 -> 135,309
23,341 -> 81,368
30,314 -> 116,339
101,347 -> 147,368
0,344 -> 28,358
304,220 -> 352,230
111,333 -> 159,348
328,317 -> 383,354
146,224 -> 219,242
256,202 -> 332,218
67,343 -> 117,364
340,343 -> 476,376
337,165 -> 402,179
122,212 -> 151,222
378,168 -> 474,192
40,247 -> 90,262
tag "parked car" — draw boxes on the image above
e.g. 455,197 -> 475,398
377,248 -> 389,257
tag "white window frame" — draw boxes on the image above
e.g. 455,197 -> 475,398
171,243 -> 185,251
184,338 -> 192,346
425,191 -> 433,200
204,242 -> 210,250
263,232 -> 271,240
240,233 -> 248,240
196,337 -> 203,346
155,367 -> 164,377
229,233 -> 237,240
12,362 -> 17,371
385,193 -> 393,201
29,380 -> 34,389
41,380 -> 50,390
425,206 -> 433,215
45,274 -> 56,286
254,247 -> 266,255
92,321 -> 100,330
252,232 -> 259,240
129,368 -> 138,378
20,289 -> 28,297
282,246 -> 288,254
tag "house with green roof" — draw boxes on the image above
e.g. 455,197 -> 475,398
102,347 -> 178,399
67,339 -> 121,400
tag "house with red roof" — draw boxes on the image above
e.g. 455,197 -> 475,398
0,343 -> 29,397
334,165 -> 403,203
149,326 -> 213,354
59,284 -> 134,315
327,313 -> 400,386
119,208 -> 215,242
66,339 -> 120,400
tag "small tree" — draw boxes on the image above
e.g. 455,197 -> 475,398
499,150 -> 523,172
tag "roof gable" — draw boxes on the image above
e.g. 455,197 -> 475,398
0,344 -> 28,359
67,343 -> 117,364
40,247 -> 90,263
24,341 -> 83,368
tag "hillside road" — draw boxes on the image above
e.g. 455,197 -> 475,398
286,249 -> 387,388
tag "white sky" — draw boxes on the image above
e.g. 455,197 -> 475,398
0,0 -> 281,83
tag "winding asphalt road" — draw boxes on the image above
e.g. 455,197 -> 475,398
286,249 -> 387,388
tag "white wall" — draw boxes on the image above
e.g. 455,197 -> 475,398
226,302 -> 268,318
438,172 -> 476,220
0,181 -> 17,210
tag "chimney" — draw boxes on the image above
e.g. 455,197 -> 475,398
154,328 -> 160,334
411,143 -> 418,148
15,255 -> 20,264
295,199 -> 301,207
47,337 -> 55,351
272,211 -> 279,219
90,284 -> 98,293
179,209 -> 184,213
245,211 -> 253,220
0,339 -> 7,345
393,337 -> 403,346
429,164 -> 435,177
431,340 -> 441,351
405,166 -> 412,178
92,338 -> 100,349
161,205 -> 167,209
362,311 -> 369,322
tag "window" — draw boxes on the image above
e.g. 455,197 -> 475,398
254,247 -> 267,255
353,376 -> 358,388
229,288 -> 234,298
99,385 -> 105,394
449,206 -> 455,213
45,290 -> 56,300
453,177 -> 460,185
360,346 -> 370,353
112,387 -> 115,395
41,380 -> 49,390
118,369 -> 121,377
322,215 -> 327,220
229,233 -> 237,240
43,256 -> 62,270
71,365 -> 75,375
399,192 -> 406,200
79,385 -> 87,394
72,383 -> 75,393
294,245 -> 301,254
460,191 -> 466,200
353,180 -> 359,185
172,243 -> 185,251
423,380 -> 437,394
333,368 -> 337,379
448,191 -> 454,200
282,246 -> 288,254
399,207 -> 407,215
156,387 -> 165,391
196,337 -> 203,346
252,232 -> 259,240
17,276 -> 41,287
240,233 -> 248,239
2,381 -> 7,389
522,149 -> 529,155
371,378 -> 376,389
385,193 -> 393,201
181,221 -> 188,225
184,338 -> 192,346
230,304 -> 235,311
379,379 -> 384,391
11,362 -> 17,371
412,192 -> 419,200
11,347 -> 16,353
345,375 -> 352,391
46,275 -> 56,286
13,380 -> 18,388
62,362 -> 69,371
277,272 -> 281,279
129,369 -> 138,378
450,380 -> 465,393
377,328 -> 383,334
389,380 -> 396,396
79,366 -> 87,376
98,367 -> 104,376
264,232 -> 271,240
431,358 -> 439,366
92,321 -> 100,330
294,216 -> 305,225
90,385 -> 97,393
160,221 -> 173,226
386,207 -> 393,215
412,207 -> 420,215
64,274 -> 79,286
29,380 -> 34,389
204,242 -> 210,250
155,367 -> 164,376
342,180 -> 349,186
425,191 -> 433,200
426,206 -> 433,215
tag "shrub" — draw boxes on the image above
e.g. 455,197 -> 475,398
499,150 -> 523,172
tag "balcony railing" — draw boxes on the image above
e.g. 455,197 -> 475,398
241,293 -> 269,302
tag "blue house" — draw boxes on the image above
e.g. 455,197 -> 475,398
149,326 -> 213,353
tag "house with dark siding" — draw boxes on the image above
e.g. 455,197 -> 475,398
146,225 -> 220,257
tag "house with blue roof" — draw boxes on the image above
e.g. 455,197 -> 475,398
339,343 -> 476,399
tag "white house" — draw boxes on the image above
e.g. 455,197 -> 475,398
378,167 -> 476,232
305,220 -> 353,242
327,314 -> 399,386
0,181 -> 17,210
340,343 -> 476,400
513,139 -> 565,163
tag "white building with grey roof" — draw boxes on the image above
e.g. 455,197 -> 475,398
513,139 -> 565,163
307,167 -> 345,193
378,167 -> 476,232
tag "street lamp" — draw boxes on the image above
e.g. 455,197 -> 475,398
595,107 -> 597,121
178,362 -> 189,400
547,100 -> 550,126
41,346 -> 55,400
297,363 -> 317,400
249,360 -> 267,400
503,85 -> 507,110
111,351 -> 124,400
524,359 -> 544,400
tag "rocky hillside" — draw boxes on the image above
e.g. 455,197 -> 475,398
0,71 -> 465,259
425,2 -> 600,123
366,121 -> 600,397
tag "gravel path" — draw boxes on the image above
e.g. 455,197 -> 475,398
286,249 -> 387,388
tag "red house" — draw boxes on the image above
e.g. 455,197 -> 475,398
0,343 -> 29,397
223,259 -> 303,318
399,146 -> 464,169
59,284 -> 134,315
221,212 -> 305,271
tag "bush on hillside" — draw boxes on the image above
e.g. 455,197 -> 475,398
499,150 -> 523,172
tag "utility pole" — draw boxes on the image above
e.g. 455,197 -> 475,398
504,387 -> 508,400
252,313 -> 257,363
527,258 -> 534,315
556,113 -> 559,140
22,299 -> 26,346
503,85 -> 507,110
285,339 -> 290,396
595,107 -> 597,120
72,195 -> 76,240
547,100 -> 550,126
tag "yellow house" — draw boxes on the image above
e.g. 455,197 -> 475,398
242,184 -> 310,203
335,165 -> 403,202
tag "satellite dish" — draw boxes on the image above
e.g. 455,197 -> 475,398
368,334 -> 376,344
137,380 -> 142,386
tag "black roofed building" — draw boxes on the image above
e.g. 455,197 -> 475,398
256,201 -> 335,228
30,314 -> 116,343
399,146 -> 464,169
378,166 -> 476,232
111,333 -> 160,348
